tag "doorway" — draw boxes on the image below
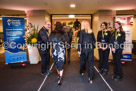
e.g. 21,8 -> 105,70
51,14 -> 92,44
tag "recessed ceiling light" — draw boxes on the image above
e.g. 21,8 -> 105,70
70,4 -> 76,8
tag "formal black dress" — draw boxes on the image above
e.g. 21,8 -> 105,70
50,30 -> 68,71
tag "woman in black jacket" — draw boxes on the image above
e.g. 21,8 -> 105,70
97,22 -> 111,76
50,22 -> 68,85
79,20 -> 96,84
110,21 -> 125,81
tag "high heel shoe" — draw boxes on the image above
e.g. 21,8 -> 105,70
102,69 -> 108,76
88,78 -> 93,84
99,69 -> 103,74
57,75 -> 60,79
81,73 -> 84,76
58,76 -> 62,85
80,72 -> 84,76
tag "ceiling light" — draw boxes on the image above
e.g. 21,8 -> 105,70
68,15 -> 75,18
70,4 -> 76,8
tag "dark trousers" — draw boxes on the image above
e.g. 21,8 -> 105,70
80,49 -> 94,79
64,48 -> 71,63
98,49 -> 110,70
112,49 -> 123,77
38,49 -> 50,74
67,48 -> 71,62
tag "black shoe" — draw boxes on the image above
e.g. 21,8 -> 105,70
79,70 -> 85,76
41,73 -> 47,76
80,72 -> 84,76
112,75 -> 117,80
102,69 -> 108,76
58,76 -> 62,85
99,69 -> 103,74
114,76 -> 123,81
68,61 -> 70,64
46,70 -> 52,75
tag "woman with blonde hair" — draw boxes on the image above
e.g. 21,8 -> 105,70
79,20 -> 96,84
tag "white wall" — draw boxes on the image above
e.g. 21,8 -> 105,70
45,13 -> 51,22
117,10 -> 136,41
26,10 -> 46,31
98,10 -> 116,30
0,9 -> 25,15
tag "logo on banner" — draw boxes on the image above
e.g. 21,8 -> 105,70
7,19 -> 12,26
7,19 -> 21,26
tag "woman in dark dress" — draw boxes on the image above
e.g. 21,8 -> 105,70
97,22 -> 111,76
79,20 -> 96,84
110,21 -> 125,81
50,22 -> 68,85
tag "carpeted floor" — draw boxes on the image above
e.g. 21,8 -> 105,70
0,49 -> 136,91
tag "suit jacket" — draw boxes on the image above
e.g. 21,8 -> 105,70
37,26 -> 50,50
63,26 -> 73,43
79,30 -> 96,49
97,30 -> 111,48
97,30 -> 111,44
110,31 -> 125,50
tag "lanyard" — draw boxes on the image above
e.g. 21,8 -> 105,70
102,31 -> 105,39
115,31 -> 119,41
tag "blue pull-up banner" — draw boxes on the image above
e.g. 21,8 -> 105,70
2,16 -> 27,64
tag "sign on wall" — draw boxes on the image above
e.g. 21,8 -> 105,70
116,15 -> 133,61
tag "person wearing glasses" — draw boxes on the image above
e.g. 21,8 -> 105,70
110,21 -> 125,81
97,22 -> 111,76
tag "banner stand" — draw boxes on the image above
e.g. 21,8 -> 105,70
2,16 -> 27,67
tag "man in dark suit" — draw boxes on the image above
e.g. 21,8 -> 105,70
37,21 -> 51,76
